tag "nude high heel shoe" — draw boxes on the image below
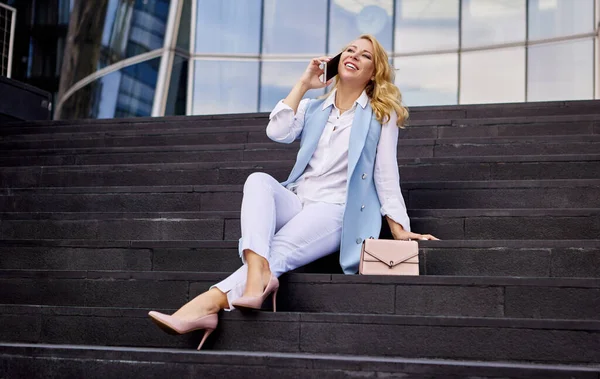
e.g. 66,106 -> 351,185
148,311 -> 218,350
231,275 -> 279,312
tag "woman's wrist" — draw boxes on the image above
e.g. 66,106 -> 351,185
295,79 -> 311,93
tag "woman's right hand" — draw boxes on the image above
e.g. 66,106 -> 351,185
299,56 -> 334,90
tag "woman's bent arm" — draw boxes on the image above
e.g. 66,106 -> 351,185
266,57 -> 332,144
266,97 -> 310,144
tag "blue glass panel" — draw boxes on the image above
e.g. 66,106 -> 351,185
329,0 -> 393,54
61,57 -> 160,119
259,61 -> 325,112
262,0 -> 327,54
528,0 -> 594,41
395,0 -> 459,54
98,0 -> 170,69
195,0 -> 261,54
528,39 -> 594,101
192,60 -> 259,115
394,54 -> 458,106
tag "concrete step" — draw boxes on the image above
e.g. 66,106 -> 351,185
2,343 -> 598,379
1,304 -> 599,364
1,209 -> 598,241
1,108 -> 598,140
1,180 -> 598,211
1,155 -> 599,184
0,240 -> 598,278
1,270 -> 599,320
1,126 -> 598,157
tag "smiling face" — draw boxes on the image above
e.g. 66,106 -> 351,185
337,38 -> 376,88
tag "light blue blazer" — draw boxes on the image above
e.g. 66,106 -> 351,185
281,98 -> 383,274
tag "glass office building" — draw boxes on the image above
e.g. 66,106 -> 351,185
56,0 -> 600,119
1,0 -> 73,102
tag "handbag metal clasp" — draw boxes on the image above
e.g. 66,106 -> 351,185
389,261 -> 393,268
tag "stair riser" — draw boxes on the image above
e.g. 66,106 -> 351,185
1,161 -> 599,183
2,353 -> 596,379
1,310 -> 598,364
2,186 -> 598,212
2,114 -> 599,141
1,215 -> 598,240
2,137 -> 598,159
1,119 -> 597,141
1,246 -> 598,278
1,276 -> 598,320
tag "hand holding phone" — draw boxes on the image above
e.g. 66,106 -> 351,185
320,53 -> 342,84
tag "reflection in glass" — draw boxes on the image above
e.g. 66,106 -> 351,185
460,47 -> 525,104
260,61 -> 325,112
176,0 -> 191,50
263,0 -> 327,54
329,0 -> 393,53
192,60 -> 259,115
99,0 -> 170,69
528,0 -> 594,41
165,55 -> 188,116
528,39 -> 593,101
394,54 -> 458,106
461,0 -> 525,48
395,0 -> 459,54
195,0 -> 261,54
61,58 -> 160,119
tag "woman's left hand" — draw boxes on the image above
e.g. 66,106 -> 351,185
391,228 -> 439,241
386,216 -> 439,241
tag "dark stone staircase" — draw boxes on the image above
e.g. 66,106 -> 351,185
1,100 -> 600,378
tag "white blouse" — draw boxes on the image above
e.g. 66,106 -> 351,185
266,89 -> 411,232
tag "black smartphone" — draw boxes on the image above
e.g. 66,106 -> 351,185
320,52 -> 342,83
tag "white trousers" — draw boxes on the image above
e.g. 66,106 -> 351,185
213,172 -> 345,309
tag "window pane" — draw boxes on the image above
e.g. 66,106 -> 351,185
60,58 -> 161,119
528,39 -> 594,101
461,0 -> 525,48
395,0 -> 459,54
260,61 -> 325,112
176,0 -> 191,50
63,0 -> 169,84
192,60 -> 259,115
99,0 -> 170,69
394,54 -> 458,106
329,0 -> 393,54
528,0 -> 594,40
195,0 -> 261,54
165,55 -> 188,116
263,0 -> 327,54
460,47 -> 525,104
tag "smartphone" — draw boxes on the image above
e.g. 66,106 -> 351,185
320,53 -> 342,83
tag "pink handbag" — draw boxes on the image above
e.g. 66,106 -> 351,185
358,238 -> 419,275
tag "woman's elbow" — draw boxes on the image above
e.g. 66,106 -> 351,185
266,126 -> 294,144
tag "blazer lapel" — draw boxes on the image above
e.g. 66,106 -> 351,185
347,104 -> 373,179
285,104 -> 330,183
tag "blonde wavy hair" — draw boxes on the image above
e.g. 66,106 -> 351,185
328,34 -> 408,128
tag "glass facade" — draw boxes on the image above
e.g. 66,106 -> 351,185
2,0 -> 74,104
57,0 -> 600,119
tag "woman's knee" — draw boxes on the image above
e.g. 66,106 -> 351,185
244,172 -> 275,192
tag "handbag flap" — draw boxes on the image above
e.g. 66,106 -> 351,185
362,239 -> 418,268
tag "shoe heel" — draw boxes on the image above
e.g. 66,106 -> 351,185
197,329 -> 214,350
272,288 -> 278,313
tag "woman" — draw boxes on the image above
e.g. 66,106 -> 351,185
148,34 -> 438,350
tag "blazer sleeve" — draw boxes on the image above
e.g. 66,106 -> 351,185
374,111 -> 411,232
266,99 -> 310,144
